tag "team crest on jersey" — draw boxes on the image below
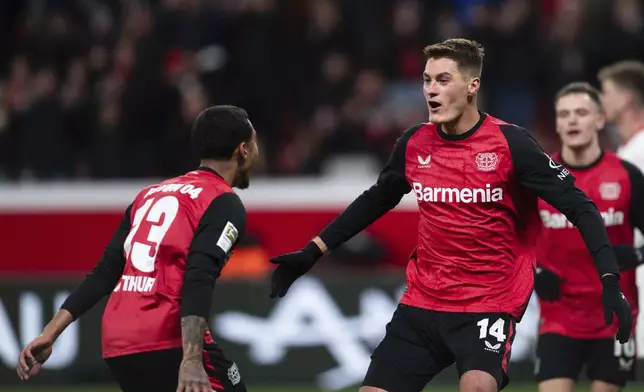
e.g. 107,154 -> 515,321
417,154 -> 431,168
475,152 -> 499,172
599,182 -> 621,200
228,362 -> 241,385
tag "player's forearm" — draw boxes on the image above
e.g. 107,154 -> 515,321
318,183 -> 403,251
180,316 -> 208,363
60,256 -> 124,319
181,253 -> 217,319
572,206 -> 620,277
551,186 -> 620,277
42,309 -> 73,341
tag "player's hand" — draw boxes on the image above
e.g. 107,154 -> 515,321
16,333 -> 54,381
601,274 -> 632,344
270,242 -> 324,298
613,244 -> 643,271
177,358 -> 212,392
534,266 -> 562,301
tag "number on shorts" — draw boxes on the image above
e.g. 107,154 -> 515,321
477,318 -> 507,342
615,339 -> 635,358
123,196 -> 180,272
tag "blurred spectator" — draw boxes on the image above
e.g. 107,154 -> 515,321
1,0 -> 643,180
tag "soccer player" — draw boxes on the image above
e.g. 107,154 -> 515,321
599,61 -> 644,269
534,82 -> 644,392
15,105 -> 258,392
268,39 -> 632,392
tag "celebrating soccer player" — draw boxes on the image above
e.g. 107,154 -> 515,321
16,106 -> 257,392
535,82 -> 644,392
268,39 -> 633,392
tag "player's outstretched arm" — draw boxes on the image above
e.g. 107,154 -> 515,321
16,205 -> 133,381
501,125 -> 631,343
59,204 -> 132,319
269,125 -> 422,298
178,193 -> 246,391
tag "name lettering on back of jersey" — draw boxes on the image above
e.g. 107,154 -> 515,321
475,152 -> 499,172
113,275 -> 156,293
413,182 -> 503,203
217,221 -> 239,253
144,183 -> 203,199
540,208 -> 625,229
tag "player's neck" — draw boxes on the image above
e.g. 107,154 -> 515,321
441,106 -> 480,135
199,160 -> 236,186
560,143 -> 602,169
617,109 -> 644,143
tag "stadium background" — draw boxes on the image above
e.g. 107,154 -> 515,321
1,0 -> 644,390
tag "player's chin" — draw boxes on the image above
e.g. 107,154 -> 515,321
564,137 -> 591,150
428,111 -> 455,124
233,173 -> 251,189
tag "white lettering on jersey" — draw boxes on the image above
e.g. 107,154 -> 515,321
144,183 -> 203,199
540,208 -> 625,229
113,275 -> 156,293
543,152 -> 571,180
413,182 -> 503,203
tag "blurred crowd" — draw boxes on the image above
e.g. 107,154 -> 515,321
0,0 -> 643,180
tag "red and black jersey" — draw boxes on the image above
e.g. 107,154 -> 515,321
319,113 -> 621,320
538,151 -> 644,338
61,168 -> 246,358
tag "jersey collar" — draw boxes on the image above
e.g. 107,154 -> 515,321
558,149 -> 605,171
197,166 -> 225,180
436,111 -> 487,141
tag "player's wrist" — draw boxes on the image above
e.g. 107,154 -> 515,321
303,241 -> 324,261
600,273 -> 620,288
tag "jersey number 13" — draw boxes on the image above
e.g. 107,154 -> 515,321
123,196 -> 180,273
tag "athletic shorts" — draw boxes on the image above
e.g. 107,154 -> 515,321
362,303 -> 517,392
535,333 -> 636,387
104,343 -> 246,392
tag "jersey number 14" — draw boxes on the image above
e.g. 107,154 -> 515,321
477,318 -> 507,342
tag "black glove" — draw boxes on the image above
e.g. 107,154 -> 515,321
534,266 -> 562,301
613,244 -> 644,271
601,274 -> 632,344
269,242 -> 324,298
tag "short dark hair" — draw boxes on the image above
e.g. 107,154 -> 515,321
598,60 -> 644,107
423,38 -> 485,77
191,105 -> 253,160
555,81 -> 603,110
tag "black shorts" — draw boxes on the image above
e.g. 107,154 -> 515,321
536,333 -> 636,387
363,303 -> 517,392
104,343 -> 246,392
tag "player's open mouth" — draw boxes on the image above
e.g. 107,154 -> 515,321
566,129 -> 581,136
428,101 -> 442,111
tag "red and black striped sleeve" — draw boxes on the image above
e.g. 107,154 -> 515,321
317,124 -> 422,251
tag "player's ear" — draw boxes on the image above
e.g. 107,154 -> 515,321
468,76 -> 481,96
238,142 -> 249,159
596,112 -> 607,131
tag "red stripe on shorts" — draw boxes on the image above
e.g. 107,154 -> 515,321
501,320 -> 515,373
203,349 -> 224,391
